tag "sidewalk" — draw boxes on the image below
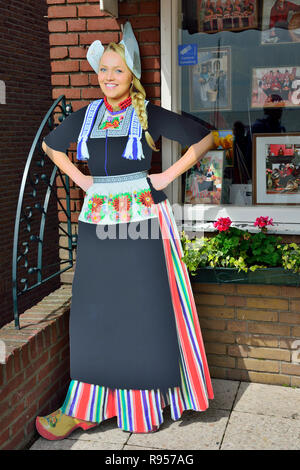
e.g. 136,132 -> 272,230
30,379 -> 300,450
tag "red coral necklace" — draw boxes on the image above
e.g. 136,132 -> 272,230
104,95 -> 132,112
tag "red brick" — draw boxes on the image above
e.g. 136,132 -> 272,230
87,18 -> 120,31
49,33 -> 78,46
119,2 -> 139,15
13,349 -> 21,374
50,336 -> 69,358
0,402 -> 25,431
0,428 -> 10,448
0,372 -> 25,403
38,357 -> 60,382
51,60 -> 80,72
26,376 -> 53,405
142,71 -> 161,83
130,17 -> 160,29
80,32 -> 118,45
89,74 -> 99,86
25,351 -> 49,379
50,47 -> 69,60
138,30 -> 160,43
48,20 -> 67,32
10,376 -> 37,405
48,5 -> 77,19
68,46 -> 87,58
225,296 -> 246,307
68,19 -> 87,31
2,429 -> 25,451
70,73 -> 89,87
51,74 -> 69,86
11,401 -> 38,436
77,5 -> 107,17
281,286 -> 300,298
81,88 -> 102,99
47,0 -> 66,4
5,355 -> 13,382
53,88 -> 81,99
141,57 -> 160,69
80,60 -> 95,72
140,44 -> 160,56
138,1 -> 160,14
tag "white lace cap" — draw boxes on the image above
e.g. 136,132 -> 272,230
86,21 -> 141,79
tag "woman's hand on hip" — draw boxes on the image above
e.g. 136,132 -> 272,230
147,172 -> 171,191
80,175 -> 94,192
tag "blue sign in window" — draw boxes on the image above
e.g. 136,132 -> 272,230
178,44 -> 198,66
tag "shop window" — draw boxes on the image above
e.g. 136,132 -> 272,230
178,0 -> 300,209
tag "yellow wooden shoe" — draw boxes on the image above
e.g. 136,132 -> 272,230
36,408 -> 98,440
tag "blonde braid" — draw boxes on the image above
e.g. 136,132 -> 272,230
104,42 -> 159,152
130,77 -> 160,152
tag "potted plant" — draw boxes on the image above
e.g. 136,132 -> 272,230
180,216 -> 300,286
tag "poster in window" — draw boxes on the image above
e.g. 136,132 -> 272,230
184,150 -> 225,204
197,0 -> 259,33
189,46 -> 231,112
251,66 -> 300,108
261,0 -> 300,45
253,133 -> 300,204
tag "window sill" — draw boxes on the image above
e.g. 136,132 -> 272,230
174,204 -> 300,235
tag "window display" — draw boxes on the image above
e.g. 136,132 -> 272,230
180,0 -> 300,206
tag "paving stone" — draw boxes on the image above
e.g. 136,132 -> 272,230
209,378 -> 239,410
30,437 -> 123,450
233,381 -> 300,420
221,411 -> 300,450
123,445 -> 164,451
127,407 -> 229,450
66,417 -> 130,444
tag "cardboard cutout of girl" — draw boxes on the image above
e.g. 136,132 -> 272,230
35,22 -> 215,439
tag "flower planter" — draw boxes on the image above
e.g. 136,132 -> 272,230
189,267 -> 300,286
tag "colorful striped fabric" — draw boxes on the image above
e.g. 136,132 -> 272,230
61,199 -> 214,432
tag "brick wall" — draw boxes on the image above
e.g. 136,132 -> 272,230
45,0 -> 161,268
0,286 -> 71,450
0,0 -> 61,327
193,283 -> 300,387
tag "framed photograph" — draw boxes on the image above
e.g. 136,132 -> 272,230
253,133 -> 300,204
218,129 -> 234,167
251,66 -> 300,108
197,0 -> 259,33
189,46 -> 231,112
184,150 -> 225,204
261,0 -> 300,45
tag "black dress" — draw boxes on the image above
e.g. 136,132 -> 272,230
43,100 -> 214,432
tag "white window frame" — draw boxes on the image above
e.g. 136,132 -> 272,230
160,0 -> 300,235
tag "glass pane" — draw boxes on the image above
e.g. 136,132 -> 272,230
179,0 -> 300,206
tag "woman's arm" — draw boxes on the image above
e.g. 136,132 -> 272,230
42,141 -> 93,192
148,132 -> 216,191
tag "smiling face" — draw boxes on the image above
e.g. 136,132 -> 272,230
98,49 -> 133,107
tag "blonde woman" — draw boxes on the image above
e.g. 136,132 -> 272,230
36,22 -> 215,440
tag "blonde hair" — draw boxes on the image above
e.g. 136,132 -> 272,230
102,42 -> 159,152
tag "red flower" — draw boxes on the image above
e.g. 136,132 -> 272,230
138,191 -> 154,207
254,216 -> 274,229
112,195 -> 132,212
213,217 -> 232,232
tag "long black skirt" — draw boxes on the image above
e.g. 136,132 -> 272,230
69,217 -> 182,393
